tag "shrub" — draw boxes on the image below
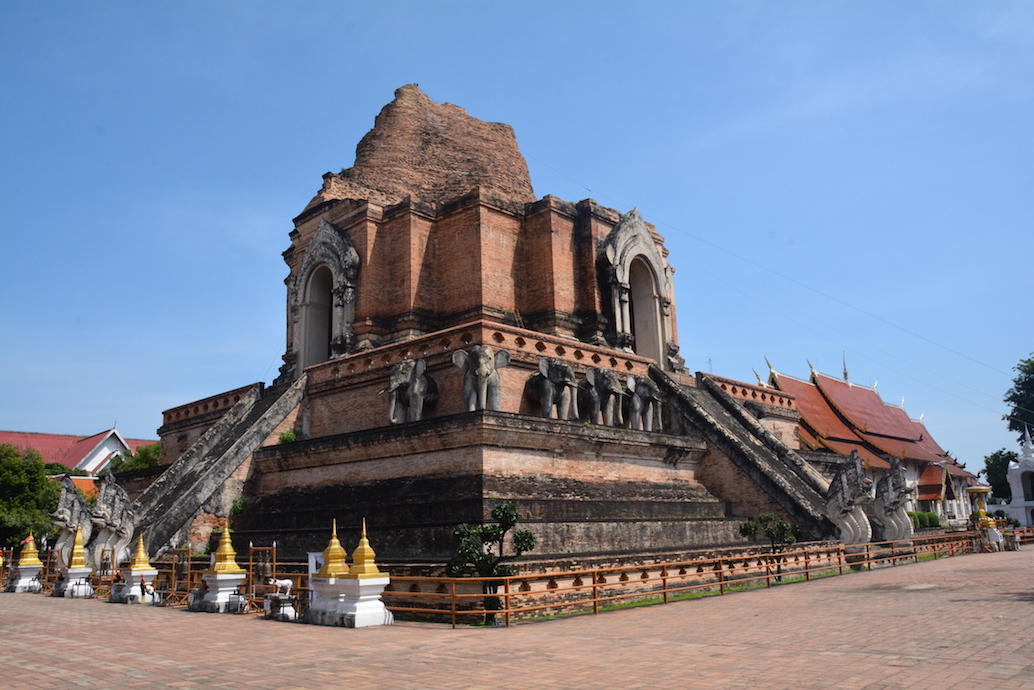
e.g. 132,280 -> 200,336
278,430 -> 296,444
925,512 -> 940,528
993,509 -> 1007,519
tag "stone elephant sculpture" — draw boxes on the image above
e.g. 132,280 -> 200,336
527,357 -> 580,420
382,359 -> 439,424
627,374 -> 663,432
582,367 -> 626,427
452,345 -> 510,412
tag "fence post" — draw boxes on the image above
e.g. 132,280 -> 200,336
450,579 -> 457,629
662,566 -> 669,604
504,577 -> 511,628
837,547 -> 844,576
718,558 -> 726,595
592,570 -> 599,615
765,554 -> 772,588
804,549 -> 811,581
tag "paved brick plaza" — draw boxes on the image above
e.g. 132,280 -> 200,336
2,550 -> 1031,689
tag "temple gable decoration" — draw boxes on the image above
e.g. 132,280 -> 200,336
288,218 -> 360,375
600,208 -> 675,366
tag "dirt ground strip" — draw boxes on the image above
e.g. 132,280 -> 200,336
2,549 -> 1032,689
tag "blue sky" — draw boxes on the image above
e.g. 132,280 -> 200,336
1,2 -> 1031,469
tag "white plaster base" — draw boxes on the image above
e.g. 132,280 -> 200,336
110,569 -> 159,604
53,567 -> 94,598
306,576 -> 393,628
4,565 -> 43,593
187,572 -> 246,613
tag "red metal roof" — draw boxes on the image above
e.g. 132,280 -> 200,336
0,429 -> 157,471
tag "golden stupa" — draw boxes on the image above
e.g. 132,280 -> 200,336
316,519 -> 349,578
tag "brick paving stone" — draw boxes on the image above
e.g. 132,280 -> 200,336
2,549 -> 1032,688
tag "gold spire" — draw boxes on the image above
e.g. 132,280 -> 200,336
345,519 -> 386,579
18,533 -> 43,567
205,528 -> 244,574
316,519 -> 349,578
68,524 -> 87,569
128,534 -> 152,572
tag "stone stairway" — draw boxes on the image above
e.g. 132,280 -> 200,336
133,375 -> 308,556
649,365 -> 838,540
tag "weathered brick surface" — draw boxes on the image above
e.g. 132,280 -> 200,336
307,84 -> 536,210
235,411 -> 731,559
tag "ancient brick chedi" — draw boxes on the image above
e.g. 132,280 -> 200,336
277,84 -> 681,379
138,85 -> 859,562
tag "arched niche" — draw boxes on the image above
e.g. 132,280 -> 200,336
599,208 -> 676,368
628,258 -> 664,365
1023,471 -> 1034,503
300,265 -> 334,370
289,218 -> 360,375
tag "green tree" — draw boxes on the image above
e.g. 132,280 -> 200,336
739,513 -> 803,554
0,443 -> 62,547
739,513 -> 803,581
980,449 -> 1016,501
446,501 -> 537,623
42,462 -> 89,476
104,442 -> 163,474
1004,354 -> 1034,443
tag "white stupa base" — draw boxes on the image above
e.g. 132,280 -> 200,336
110,569 -> 159,603
53,567 -> 94,598
306,576 -> 393,628
188,572 -> 246,613
5,565 -> 43,593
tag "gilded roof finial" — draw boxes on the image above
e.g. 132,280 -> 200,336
753,369 -> 764,387
68,524 -> 87,569
206,528 -> 245,574
128,534 -> 152,572
346,518 -> 386,579
18,533 -> 44,567
316,519 -> 349,578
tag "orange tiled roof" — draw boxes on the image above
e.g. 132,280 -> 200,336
811,373 -> 947,464
770,372 -> 889,469
915,463 -> 946,501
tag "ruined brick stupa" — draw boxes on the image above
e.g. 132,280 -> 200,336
125,85 -> 866,562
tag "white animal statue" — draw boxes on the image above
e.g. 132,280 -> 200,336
268,577 -> 293,595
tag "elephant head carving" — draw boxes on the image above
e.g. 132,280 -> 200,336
583,367 -> 626,427
627,374 -> 663,432
383,359 -> 439,424
452,345 -> 510,412
528,357 -> 580,420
